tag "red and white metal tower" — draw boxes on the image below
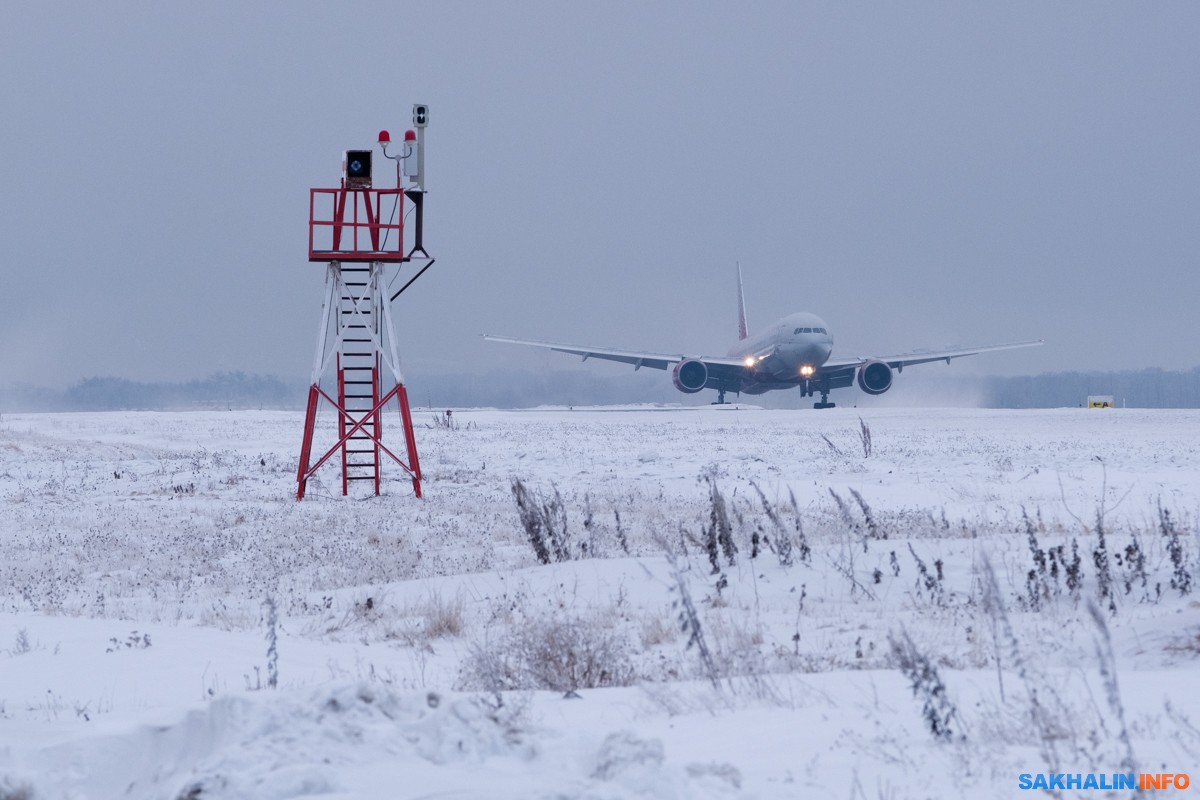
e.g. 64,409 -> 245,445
296,107 -> 434,500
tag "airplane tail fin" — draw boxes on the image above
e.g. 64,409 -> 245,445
736,262 -> 748,340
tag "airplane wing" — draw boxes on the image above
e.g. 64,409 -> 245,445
482,335 -> 747,376
822,340 -> 1045,372
486,334 -> 1043,395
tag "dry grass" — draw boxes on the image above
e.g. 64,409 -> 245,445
638,610 -> 679,648
458,613 -> 635,693
417,591 -> 465,639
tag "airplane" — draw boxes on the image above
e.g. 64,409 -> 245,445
484,267 -> 1043,408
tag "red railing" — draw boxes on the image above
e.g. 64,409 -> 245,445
309,188 -> 405,262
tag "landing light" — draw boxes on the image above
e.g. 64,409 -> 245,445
743,357 -> 757,367
799,364 -> 815,378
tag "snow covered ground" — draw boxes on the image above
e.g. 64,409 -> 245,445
1,406 -> 1198,799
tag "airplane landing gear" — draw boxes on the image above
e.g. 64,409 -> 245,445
801,379 -> 835,409
711,381 -> 740,405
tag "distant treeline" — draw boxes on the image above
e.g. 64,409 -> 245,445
2,366 -> 1198,412
0,372 -> 303,412
986,367 -> 1200,409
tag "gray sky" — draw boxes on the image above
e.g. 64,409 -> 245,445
2,2 -> 1197,388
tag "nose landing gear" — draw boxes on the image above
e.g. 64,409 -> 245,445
803,380 -> 836,409
813,392 -> 836,410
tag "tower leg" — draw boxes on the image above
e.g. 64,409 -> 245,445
296,384 -> 321,499
397,384 -> 423,498
373,354 -> 382,496
337,358 -> 349,496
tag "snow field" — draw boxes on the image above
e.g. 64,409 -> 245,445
1,407 -> 1199,798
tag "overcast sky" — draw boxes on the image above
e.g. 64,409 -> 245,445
2,2 -> 1197,388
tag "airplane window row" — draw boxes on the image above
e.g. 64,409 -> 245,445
794,327 -> 828,335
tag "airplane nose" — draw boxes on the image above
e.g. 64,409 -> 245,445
796,343 -> 827,364
769,341 -> 832,378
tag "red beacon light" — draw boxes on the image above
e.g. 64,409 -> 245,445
404,129 -> 416,142
377,130 -> 391,145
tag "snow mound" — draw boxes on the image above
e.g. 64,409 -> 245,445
23,684 -> 522,800
13,686 -> 751,800
586,731 -> 743,799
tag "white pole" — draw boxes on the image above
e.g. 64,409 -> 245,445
379,263 -> 405,384
309,263 -> 336,384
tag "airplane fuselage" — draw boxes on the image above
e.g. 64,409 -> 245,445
727,312 -> 834,385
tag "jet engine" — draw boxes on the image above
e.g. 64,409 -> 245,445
856,360 -> 893,395
672,359 -> 708,393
